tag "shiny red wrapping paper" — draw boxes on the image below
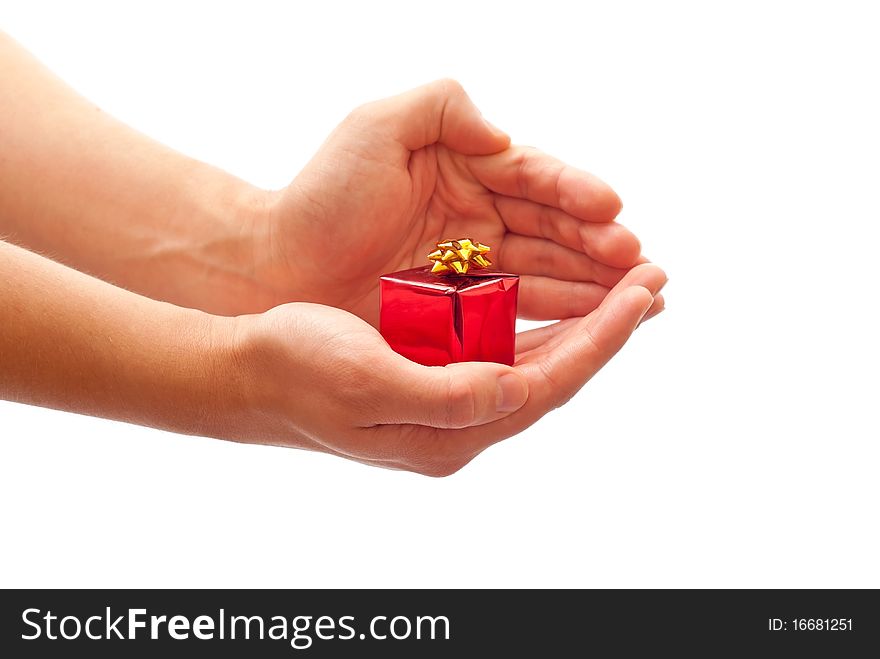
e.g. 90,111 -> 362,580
379,266 -> 519,367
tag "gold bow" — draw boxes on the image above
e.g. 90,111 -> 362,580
427,238 -> 492,274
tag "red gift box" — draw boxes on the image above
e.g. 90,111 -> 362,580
379,266 -> 519,367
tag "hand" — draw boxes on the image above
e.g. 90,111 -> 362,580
248,79 -> 662,324
220,261 -> 665,476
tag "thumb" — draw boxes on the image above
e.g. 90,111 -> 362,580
376,359 -> 529,429
364,78 -> 510,155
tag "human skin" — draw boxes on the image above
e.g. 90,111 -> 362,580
0,33 -> 666,475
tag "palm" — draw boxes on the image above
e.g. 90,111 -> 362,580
274,140 -> 506,324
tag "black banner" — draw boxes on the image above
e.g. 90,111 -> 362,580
1,589 -> 876,656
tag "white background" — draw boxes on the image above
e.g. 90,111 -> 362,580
1,0 -> 878,588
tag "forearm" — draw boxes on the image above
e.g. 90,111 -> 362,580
0,32 -> 274,314
0,239 -> 238,436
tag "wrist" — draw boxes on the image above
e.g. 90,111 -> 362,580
120,305 -> 243,439
196,307 -> 314,449
186,310 -> 256,440
168,173 -> 282,316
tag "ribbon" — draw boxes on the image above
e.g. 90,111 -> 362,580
427,238 -> 492,275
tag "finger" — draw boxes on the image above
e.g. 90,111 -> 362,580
468,146 -> 622,221
516,286 -> 665,355
525,284 -> 657,400
495,195 -> 641,268
517,276 -> 609,320
641,292 -> 666,323
515,317 -> 582,354
515,268 -> 665,408
405,264 -> 667,457
360,78 -> 510,155
519,263 -> 667,362
445,284 -> 659,455
371,356 -> 529,429
498,234 -> 629,287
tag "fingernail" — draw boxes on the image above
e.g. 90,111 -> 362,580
631,285 -> 655,319
642,306 -> 665,322
482,117 -> 509,140
496,373 -> 528,413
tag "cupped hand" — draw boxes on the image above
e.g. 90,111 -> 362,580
222,262 -> 665,476
251,79 -> 661,325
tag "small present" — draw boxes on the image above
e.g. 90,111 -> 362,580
380,239 -> 519,367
